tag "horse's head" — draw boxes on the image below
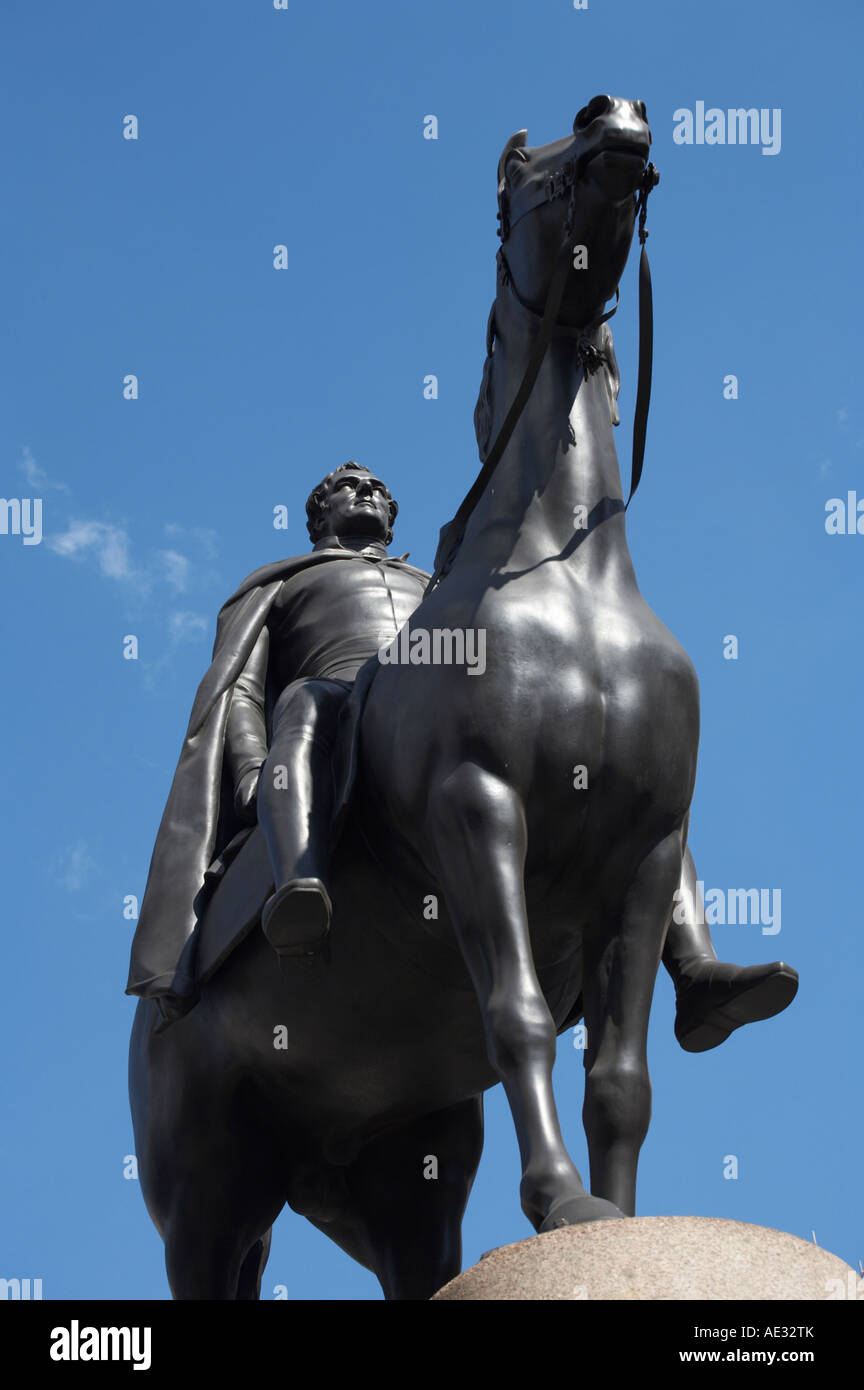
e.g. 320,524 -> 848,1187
496,96 -> 653,329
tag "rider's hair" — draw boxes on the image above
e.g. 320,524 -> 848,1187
305,462 -> 398,545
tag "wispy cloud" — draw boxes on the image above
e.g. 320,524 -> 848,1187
48,519 -> 135,581
52,839 -> 97,893
164,522 -> 219,560
46,513 -> 217,601
19,445 -> 70,494
169,611 -> 208,643
141,610 -> 211,693
22,445 -> 221,677
21,448 -> 201,596
48,521 -> 203,601
157,549 -> 191,592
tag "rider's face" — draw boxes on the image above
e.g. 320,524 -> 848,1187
322,471 -> 391,541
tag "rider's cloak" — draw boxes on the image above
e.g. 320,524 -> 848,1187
125,548 -> 429,1001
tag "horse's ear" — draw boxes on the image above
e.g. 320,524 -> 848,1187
497,129 -> 528,192
598,321 -> 620,427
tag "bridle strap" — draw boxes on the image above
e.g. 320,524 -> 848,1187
427,163 -> 658,591
627,164 -> 658,507
427,231 -> 579,591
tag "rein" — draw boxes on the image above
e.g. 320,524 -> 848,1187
427,161 -> 659,592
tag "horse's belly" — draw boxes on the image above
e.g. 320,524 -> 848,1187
201,889 -> 582,1163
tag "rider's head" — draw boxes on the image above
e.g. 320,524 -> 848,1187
306,463 -> 398,546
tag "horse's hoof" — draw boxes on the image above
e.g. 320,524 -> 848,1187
262,878 -> 332,958
675,960 -> 799,1053
539,1194 -> 626,1233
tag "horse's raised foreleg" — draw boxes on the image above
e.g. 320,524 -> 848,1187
581,831 -> 684,1214
430,763 -> 621,1232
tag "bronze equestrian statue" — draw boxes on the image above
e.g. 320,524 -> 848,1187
127,97 -> 797,1300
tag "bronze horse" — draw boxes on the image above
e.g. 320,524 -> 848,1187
130,98 -> 706,1299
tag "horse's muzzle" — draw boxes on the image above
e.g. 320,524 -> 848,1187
573,95 -> 651,183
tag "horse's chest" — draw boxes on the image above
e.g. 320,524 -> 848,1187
474,594 -> 699,808
498,599 -> 692,720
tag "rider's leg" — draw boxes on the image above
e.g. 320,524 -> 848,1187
662,846 -> 717,973
663,848 -> 798,1052
257,678 -> 351,957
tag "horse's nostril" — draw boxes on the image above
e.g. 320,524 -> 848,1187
574,95 -> 613,132
638,100 -> 648,122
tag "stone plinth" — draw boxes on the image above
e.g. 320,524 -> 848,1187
432,1216 -> 863,1301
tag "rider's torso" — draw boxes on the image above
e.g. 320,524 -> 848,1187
269,553 -> 427,686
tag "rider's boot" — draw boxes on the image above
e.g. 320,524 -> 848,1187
257,717 -> 336,961
665,850 -> 799,1052
261,878 -> 333,959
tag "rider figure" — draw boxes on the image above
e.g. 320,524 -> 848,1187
236,463 -> 427,955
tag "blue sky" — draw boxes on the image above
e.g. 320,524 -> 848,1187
1,0 -> 861,1299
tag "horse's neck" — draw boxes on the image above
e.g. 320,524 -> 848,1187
457,278 -> 638,592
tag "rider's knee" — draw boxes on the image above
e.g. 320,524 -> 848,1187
271,679 -> 350,742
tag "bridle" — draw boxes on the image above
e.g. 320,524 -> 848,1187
427,155 -> 659,592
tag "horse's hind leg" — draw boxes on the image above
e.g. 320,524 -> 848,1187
430,764 -> 620,1233
164,1180 -> 281,1300
153,1113 -> 284,1299
582,831 -> 683,1215
236,1228 -> 272,1301
346,1096 -> 484,1300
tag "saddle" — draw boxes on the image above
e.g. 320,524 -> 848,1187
190,656 -> 380,987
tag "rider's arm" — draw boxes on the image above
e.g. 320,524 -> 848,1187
225,625 -> 269,819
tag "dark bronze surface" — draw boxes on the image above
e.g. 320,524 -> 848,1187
128,99 -> 797,1300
